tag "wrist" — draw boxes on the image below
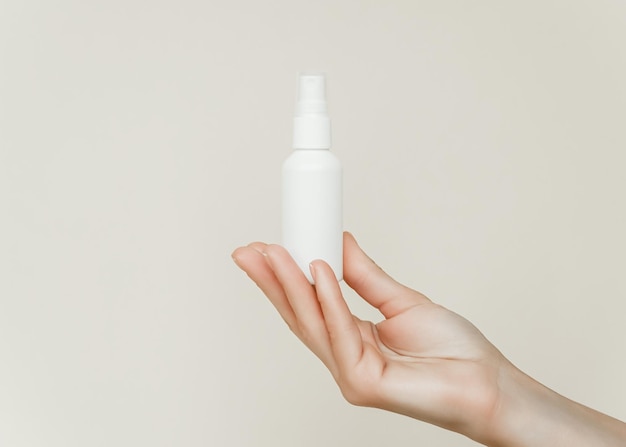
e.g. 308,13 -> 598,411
478,361 -> 626,447
479,363 -> 555,447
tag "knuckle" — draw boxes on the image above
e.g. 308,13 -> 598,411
339,383 -> 370,407
337,370 -> 376,407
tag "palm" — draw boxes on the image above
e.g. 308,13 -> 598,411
373,302 -> 492,361
353,301 -> 503,427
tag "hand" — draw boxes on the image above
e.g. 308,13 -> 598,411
232,232 -> 626,446
232,232 -> 505,441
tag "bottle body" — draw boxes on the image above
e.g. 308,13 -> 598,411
282,149 -> 343,283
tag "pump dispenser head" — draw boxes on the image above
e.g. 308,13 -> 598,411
293,73 -> 331,149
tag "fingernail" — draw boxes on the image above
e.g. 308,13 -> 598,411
231,254 -> 242,267
309,262 -> 316,278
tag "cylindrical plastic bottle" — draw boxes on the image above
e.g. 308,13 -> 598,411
282,73 -> 343,284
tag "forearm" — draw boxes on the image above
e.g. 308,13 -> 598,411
479,363 -> 626,447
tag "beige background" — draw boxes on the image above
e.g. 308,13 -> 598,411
1,1 -> 625,446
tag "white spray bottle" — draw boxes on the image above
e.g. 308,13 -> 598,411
282,73 -> 343,284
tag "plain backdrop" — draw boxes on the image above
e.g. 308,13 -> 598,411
1,1 -> 625,446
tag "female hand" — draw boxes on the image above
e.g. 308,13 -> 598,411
232,232 -> 506,442
232,232 -> 626,446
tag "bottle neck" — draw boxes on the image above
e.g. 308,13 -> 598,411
292,115 -> 331,149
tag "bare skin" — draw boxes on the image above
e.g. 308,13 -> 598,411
232,232 -> 626,446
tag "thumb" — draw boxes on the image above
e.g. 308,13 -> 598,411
343,232 -> 429,318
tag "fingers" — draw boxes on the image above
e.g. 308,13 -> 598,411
343,232 -> 430,318
231,244 -> 297,329
263,244 -> 319,322
233,243 -> 337,374
311,259 -> 364,370
233,232 -> 422,379
262,246 -> 337,366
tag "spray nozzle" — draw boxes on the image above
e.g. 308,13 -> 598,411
296,74 -> 328,116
